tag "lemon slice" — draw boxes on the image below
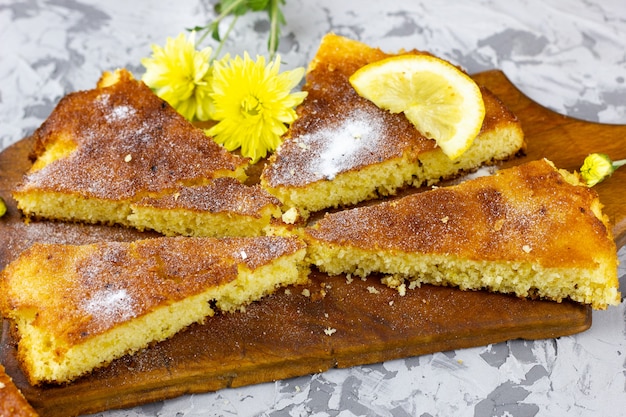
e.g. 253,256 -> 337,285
349,54 -> 485,160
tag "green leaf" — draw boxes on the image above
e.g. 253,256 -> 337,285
210,21 -> 221,41
217,0 -> 250,16
247,0 -> 270,11
186,25 -> 208,32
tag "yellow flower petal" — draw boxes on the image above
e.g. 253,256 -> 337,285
580,153 -> 615,187
207,53 -> 307,162
141,32 -> 214,121
0,196 -> 7,217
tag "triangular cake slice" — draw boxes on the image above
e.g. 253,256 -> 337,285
13,69 -> 249,227
127,177 -> 284,237
0,364 -> 38,417
0,235 -> 309,385
261,33 -> 525,216
303,159 -> 620,309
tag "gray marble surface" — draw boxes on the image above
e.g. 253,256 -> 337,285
1,0 -> 626,416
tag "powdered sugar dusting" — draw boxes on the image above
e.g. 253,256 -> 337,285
105,104 -> 136,123
267,108 -> 389,186
76,243 -> 139,326
302,109 -> 384,181
83,288 -> 135,322
314,111 -> 382,180
97,92 -> 137,124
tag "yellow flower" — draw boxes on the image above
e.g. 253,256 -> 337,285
207,52 -> 307,162
0,196 -> 6,217
580,153 -> 625,187
141,32 -> 214,121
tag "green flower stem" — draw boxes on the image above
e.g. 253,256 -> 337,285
196,0 -> 246,47
213,15 -> 239,60
268,0 -> 281,59
193,0 -> 285,60
613,159 -> 626,169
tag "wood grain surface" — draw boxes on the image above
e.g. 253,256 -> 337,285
0,70 -> 623,417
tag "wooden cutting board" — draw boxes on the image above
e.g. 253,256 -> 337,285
0,70 -> 624,417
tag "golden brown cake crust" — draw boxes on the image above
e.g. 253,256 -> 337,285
16,69 -> 248,200
261,33 -> 520,188
0,363 -> 38,417
0,236 -> 305,346
132,177 -> 281,217
305,159 -> 614,269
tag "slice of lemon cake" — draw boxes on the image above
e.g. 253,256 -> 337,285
260,33 -> 525,216
303,159 -> 620,309
128,177 -> 283,237
0,364 -> 39,417
13,69 -> 249,227
0,236 -> 309,385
